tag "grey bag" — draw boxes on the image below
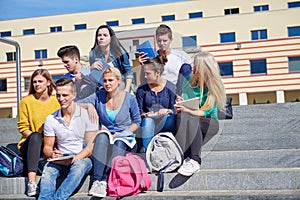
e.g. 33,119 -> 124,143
146,132 -> 183,173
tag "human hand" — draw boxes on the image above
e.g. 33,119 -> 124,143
157,108 -> 170,116
138,52 -> 148,64
52,149 -> 62,158
91,60 -> 104,71
175,95 -> 184,103
87,104 -> 99,124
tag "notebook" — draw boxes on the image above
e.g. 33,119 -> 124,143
89,59 -> 109,85
176,97 -> 199,110
137,40 -> 157,58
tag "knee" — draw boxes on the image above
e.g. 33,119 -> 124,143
29,132 -> 42,144
95,132 -> 109,145
142,117 -> 154,127
73,158 -> 92,172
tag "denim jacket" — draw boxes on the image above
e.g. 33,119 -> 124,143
89,49 -> 134,80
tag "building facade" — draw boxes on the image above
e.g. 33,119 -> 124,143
0,0 -> 300,117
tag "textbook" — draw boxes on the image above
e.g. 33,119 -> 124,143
137,40 -> 157,58
176,97 -> 199,110
147,112 -> 162,119
48,155 -> 74,166
99,129 -> 136,149
89,59 -> 109,85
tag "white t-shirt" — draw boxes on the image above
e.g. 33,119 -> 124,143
161,49 -> 192,85
44,104 -> 98,154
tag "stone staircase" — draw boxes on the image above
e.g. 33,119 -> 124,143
0,103 -> 300,199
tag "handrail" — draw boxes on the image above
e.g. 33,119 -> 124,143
0,37 -> 21,117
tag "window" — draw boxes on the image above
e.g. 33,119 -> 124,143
0,79 -> 7,92
23,29 -> 35,35
35,49 -> 47,59
219,62 -> 233,76
288,1 -> 300,8
288,26 -> 300,37
250,59 -> 267,74
106,20 -> 119,27
220,32 -> 236,43
6,52 -> 16,61
24,77 -> 31,91
162,15 -> 175,21
251,29 -> 268,40
189,12 -> 203,19
182,36 -> 197,47
132,39 -> 139,47
50,26 -> 62,32
254,5 -> 269,12
224,8 -> 239,15
288,56 -> 300,72
132,18 -> 145,24
74,24 -> 86,30
0,31 -> 11,37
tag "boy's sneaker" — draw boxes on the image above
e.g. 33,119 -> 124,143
177,157 -> 200,176
88,180 -> 107,198
27,181 -> 38,197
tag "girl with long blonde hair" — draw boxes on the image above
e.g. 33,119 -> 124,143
174,51 -> 226,176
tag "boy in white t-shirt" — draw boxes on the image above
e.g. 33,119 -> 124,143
38,78 -> 99,200
139,24 -> 192,85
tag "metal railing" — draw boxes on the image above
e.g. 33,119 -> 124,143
0,37 -> 21,116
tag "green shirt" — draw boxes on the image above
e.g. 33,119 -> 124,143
182,79 -> 218,120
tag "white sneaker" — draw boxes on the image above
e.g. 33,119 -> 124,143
177,157 -> 200,176
27,181 -> 38,197
88,180 -> 107,198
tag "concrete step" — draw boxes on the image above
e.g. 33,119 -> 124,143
1,190 -> 300,200
231,102 -> 300,119
1,167 -> 299,196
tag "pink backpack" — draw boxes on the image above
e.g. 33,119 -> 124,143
107,153 -> 152,198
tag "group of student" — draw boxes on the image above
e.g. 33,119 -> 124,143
17,24 -> 226,199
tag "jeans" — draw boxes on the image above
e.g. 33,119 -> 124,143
38,158 -> 92,200
91,133 -> 134,182
142,113 -> 175,149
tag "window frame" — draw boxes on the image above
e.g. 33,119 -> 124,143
288,26 -> 300,37
34,49 -> 47,59
74,24 -> 87,30
218,62 -> 234,77
250,59 -> 267,75
106,20 -> 119,27
220,32 -> 236,43
161,15 -> 175,21
23,29 -> 35,35
254,5 -> 269,12
189,12 -> 203,19
224,8 -> 239,15
131,18 -> 145,24
0,79 -> 7,92
0,31 -> 12,37
288,56 -> 300,72
50,26 -> 62,32
6,52 -> 16,62
251,29 -> 268,40
182,36 -> 197,48
288,1 -> 300,8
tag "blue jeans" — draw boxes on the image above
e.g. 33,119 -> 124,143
38,158 -> 92,200
91,133 -> 134,182
142,113 -> 175,149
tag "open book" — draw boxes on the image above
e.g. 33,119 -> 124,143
99,129 -> 136,149
176,97 -> 199,110
47,155 -> 74,166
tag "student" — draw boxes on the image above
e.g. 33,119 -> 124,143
89,25 -> 134,92
17,69 -> 60,197
57,45 -> 96,102
38,78 -> 99,200
174,51 -> 226,176
87,67 -> 141,198
139,24 -> 191,85
136,56 -> 176,152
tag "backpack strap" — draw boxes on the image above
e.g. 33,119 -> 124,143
125,154 -> 151,194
